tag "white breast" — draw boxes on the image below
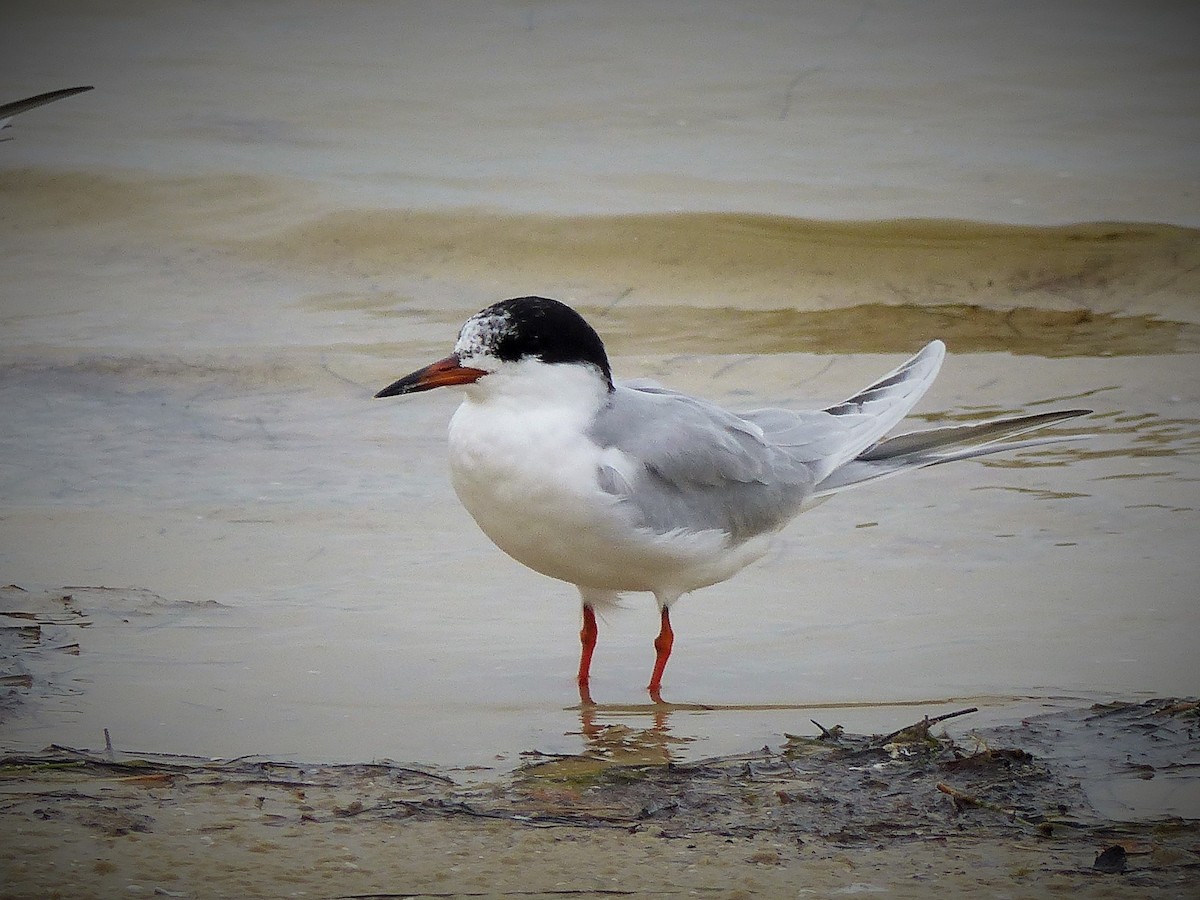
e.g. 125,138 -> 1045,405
445,361 -> 765,596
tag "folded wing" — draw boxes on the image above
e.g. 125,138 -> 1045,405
589,341 -> 952,543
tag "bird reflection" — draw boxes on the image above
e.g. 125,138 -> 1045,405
574,699 -> 695,766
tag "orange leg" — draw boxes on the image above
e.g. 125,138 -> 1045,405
577,604 -> 598,705
647,606 -> 674,703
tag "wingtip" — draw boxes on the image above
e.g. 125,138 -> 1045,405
0,85 -> 96,123
911,339 -> 945,377
923,338 -> 947,360
1039,407 -> 1092,421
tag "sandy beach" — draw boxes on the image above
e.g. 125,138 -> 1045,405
2,683 -> 1197,898
2,1 -> 1198,895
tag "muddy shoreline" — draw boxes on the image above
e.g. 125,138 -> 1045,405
4,587 -> 1198,896
2,699 -> 1197,898
3,3 -> 1197,894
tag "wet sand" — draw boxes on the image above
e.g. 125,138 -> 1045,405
2,697 -> 1197,899
3,162 -> 1199,766
3,169 -> 1197,757
3,1 -> 1199,895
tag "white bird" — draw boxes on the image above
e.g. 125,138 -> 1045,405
375,296 -> 1089,703
0,86 -> 93,139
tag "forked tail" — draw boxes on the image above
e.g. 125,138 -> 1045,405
813,408 -> 1092,496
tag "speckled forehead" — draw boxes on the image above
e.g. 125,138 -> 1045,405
454,307 -> 511,360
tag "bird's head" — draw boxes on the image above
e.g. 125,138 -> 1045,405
374,296 -> 613,399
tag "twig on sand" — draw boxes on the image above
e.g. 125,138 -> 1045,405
810,719 -> 844,741
877,707 -> 979,745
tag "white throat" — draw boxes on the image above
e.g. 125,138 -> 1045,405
445,357 -> 626,586
459,357 -> 611,420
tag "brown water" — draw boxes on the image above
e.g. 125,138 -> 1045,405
1,2 -> 1197,780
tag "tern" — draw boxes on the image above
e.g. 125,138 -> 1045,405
375,296 -> 1089,703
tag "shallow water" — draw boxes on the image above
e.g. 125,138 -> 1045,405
1,2 -> 1198,787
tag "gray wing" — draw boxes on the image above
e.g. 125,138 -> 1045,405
589,385 -> 819,543
806,339 -> 945,482
588,341 -> 946,543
